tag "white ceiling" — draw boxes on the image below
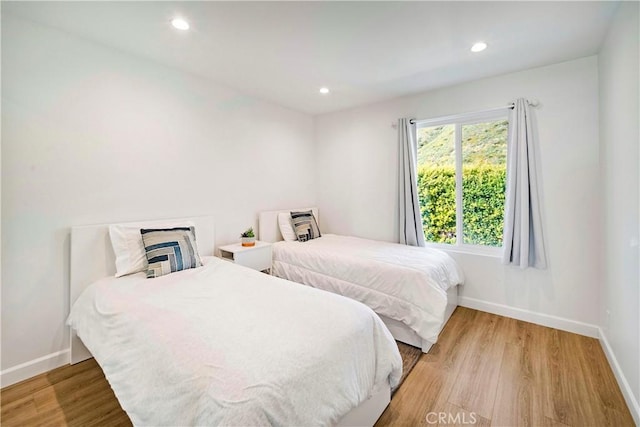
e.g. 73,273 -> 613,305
4,1 -> 619,115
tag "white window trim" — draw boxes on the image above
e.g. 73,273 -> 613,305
425,241 -> 502,258
416,109 -> 509,256
414,105 -> 511,127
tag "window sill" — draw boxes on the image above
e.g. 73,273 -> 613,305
425,242 -> 502,258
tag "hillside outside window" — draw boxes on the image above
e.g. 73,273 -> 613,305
416,111 -> 508,254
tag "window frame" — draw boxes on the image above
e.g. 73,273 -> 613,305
415,108 -> 510,257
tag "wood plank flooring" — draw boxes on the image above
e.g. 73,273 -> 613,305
377,307 -> 634,426
1,307 -> 634,426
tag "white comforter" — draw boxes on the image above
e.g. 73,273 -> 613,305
67,257 -> 401,426
272,235 -> 464,343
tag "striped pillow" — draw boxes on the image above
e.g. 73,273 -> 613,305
141,227 -> 202,278
290,210 -> 321,242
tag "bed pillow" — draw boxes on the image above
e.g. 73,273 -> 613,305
290,210 -> 321,242
109,220 -> 196,277
278,212 -> 298,242
141,227 -> 202,278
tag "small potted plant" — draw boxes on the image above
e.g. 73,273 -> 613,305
240,227 -> 256,247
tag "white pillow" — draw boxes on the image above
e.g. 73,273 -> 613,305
278,212 -> 298,242
109,220 -> 196,277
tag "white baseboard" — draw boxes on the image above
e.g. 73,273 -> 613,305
458,297 -> 638,423
598,328 -> 640,425
458,296 -> 599,338
0,349 -> 69,388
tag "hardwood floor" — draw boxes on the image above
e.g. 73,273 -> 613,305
1,307 -> 634,426
1,357 -> 130,426
377,307 -> 634,426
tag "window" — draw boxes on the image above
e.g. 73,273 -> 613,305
416,110 -> 508,252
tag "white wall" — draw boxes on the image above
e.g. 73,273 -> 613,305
316,57 -> 601,331
1,15 -> 315,378
598,1 -> 640,418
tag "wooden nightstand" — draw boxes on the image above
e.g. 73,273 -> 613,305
218,241 -> 273,273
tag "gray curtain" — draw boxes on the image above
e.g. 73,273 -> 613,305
502,99 -> 547,268
398,118 -> 425,247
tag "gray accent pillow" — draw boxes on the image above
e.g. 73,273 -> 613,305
141,227 -> 202,278
290,211 -> 321,242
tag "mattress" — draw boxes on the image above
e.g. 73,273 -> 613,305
272,234 -> 464,343
67,257 -> 402,426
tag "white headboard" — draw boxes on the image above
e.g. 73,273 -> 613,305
69,215 -> 215,364
258,207 -> 318,243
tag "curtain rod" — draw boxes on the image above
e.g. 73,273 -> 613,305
407,99 -> 539,125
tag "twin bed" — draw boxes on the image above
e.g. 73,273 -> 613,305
259,208 -> 463,353
68,216 -> 401,426
68,211 -> 463,425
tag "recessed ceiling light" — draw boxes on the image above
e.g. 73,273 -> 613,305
171,18 -> 190,31
319,87 -> 330,94
471,42 -> 487,53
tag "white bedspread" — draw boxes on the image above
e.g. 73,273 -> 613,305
272,235 -> 464,343
67,257 -> 401,426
